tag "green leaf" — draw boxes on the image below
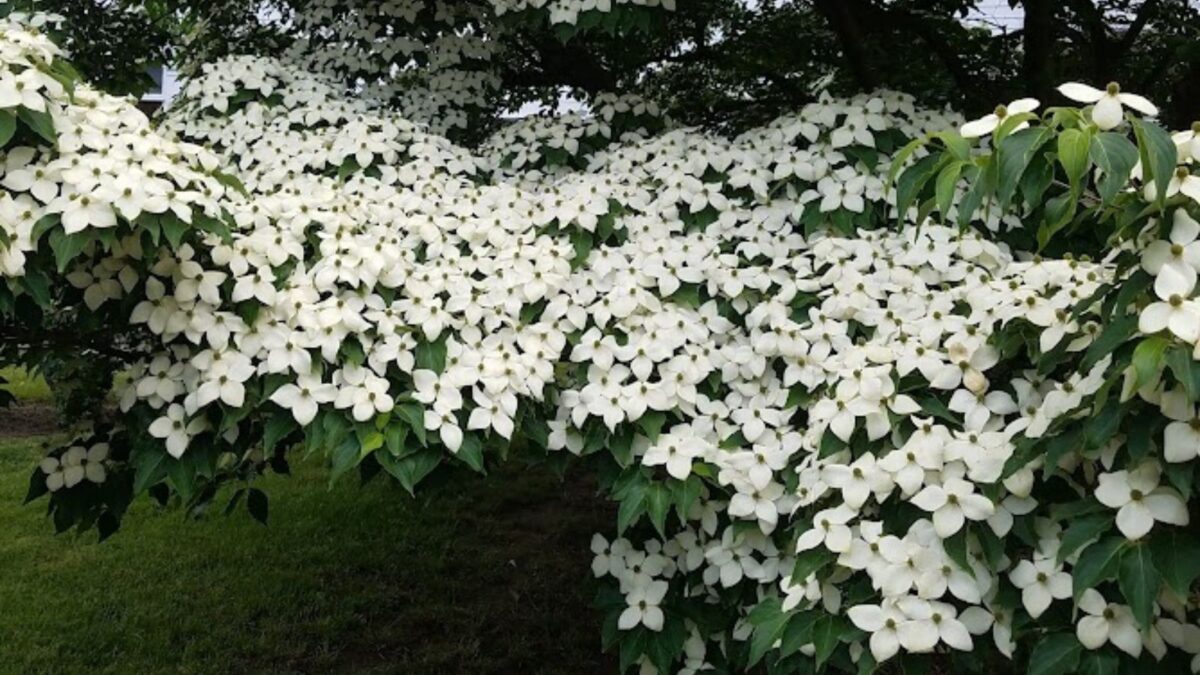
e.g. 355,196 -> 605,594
1166,346 -> 1200,402
747,597 -> 789,667
1056,128 -> 1092,192
996,126 -> 1054,209
995,111 -> 1040,139
1020,152 -> 1055,208
956,162 -> 989,227
667,283 -> 701,309
132,449 -> 168,495
20,270 -> 51,306
212,170 -> 249,196
1132,335 -> 1169,390
415,337 -> 448,374
886,136 -> 926,188
636,411 -> 666,442
0,109 -> 15,146
608,428 -> 634,467
1089,132 -> 1139,204
645,616 -> 687,674
18,106 -> 56,144
1118,542 -> 1160,629
812,614 -> 843,669
919,396 -> 959,425
778,611 -> 819,658
160,213 -> 188,250
1081,313 -> 1137,370
376,448 -> 441,496
247,487 -> 269,524
1057,513 -> 1113,564
894,153 -> 940,223
571,228 -> 593,267
48,228 -> 91,273
328,436 -> 361,483
934,160 -> 965,221
1131,118 -> 1178,210
617,481 -> 646,534
645,483 -> 672,537
791,547 -> 835,583
931,130 -> 971,161
455,431 -> 485,472
1073,536 -> 1126,601
943,528 -> 974,576
672,476 -> 701,522
1037,191 -> 1078,251
1078,651 -> 1119,675
1027,632 -> 1082,675
1150,529 -> 1200,597
194,213 -> 232,243
263,413 -> 297,453
396,403 -> 427,446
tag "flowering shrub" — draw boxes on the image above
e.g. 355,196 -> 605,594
4,4 -> 1200,674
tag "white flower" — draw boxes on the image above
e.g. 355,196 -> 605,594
1138,277 -> 1200,343
617,579 -> 668,632
1095,462 -> 1189,539
642,424 -> 709,480
960,98 -> 1039,138
466,387 -> 517,439
848,601 -> 907,662
1143,210 -> 1200,299
1008,557 -> 1071,618
795,504 -> 857,553
910,478 -> 995,537
1163,402 -> 1200,463
1076,589 -> 1143,657
60,193 -> 117,233
1058,82 -> 1158,130
40,446 -> 98,491
148,403 -> 204,457
270,375 -> 337,426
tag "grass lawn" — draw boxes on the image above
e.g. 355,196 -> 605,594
0,434 -> 615,674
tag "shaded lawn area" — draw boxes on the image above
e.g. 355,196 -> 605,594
0,434 -> 615,674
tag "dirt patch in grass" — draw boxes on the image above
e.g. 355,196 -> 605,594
0,404 -> 59,438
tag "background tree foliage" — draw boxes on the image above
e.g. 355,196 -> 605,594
23,0 -> 1200,129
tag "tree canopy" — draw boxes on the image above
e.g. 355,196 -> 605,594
21,0 -> 1200,131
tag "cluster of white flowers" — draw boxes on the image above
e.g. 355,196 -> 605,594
40,442 -> 109,491
482,92 -> 665,172
6,8 -> 1200,673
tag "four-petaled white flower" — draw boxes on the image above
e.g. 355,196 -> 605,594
1008,557 -> 1071,618
1076,589 -> 1143,657
911,478 -> 995,537
1095,462 -> 1189,539
618,580 -> 668,632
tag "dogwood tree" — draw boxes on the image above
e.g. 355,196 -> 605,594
3,1 -> 1200,674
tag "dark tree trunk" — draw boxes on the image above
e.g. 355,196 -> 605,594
1021,0 -> 1056,103
812,0 -> 879,90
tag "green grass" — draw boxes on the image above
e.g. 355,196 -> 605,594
0,367 -> 51,403
0,436 -> 614,674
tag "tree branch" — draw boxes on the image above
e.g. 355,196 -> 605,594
0,323 -> 144,361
